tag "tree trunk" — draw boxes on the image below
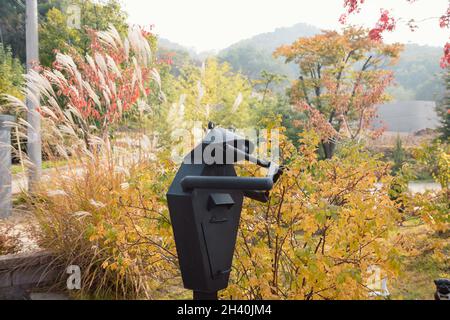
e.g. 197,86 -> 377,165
322,141 -> 336,159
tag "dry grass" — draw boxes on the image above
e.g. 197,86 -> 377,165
26,155 -> 178,299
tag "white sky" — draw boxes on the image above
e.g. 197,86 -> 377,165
122,0 -> 449,52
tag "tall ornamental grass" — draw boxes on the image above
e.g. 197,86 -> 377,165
2,26 -> 178,299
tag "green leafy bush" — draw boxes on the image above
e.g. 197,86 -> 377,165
0,43 -> 23,113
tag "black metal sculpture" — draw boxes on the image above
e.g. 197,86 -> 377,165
434,279 -> 450,300
166,123 -> 282,300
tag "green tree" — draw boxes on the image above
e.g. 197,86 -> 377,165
249,70 -> 306,144
437,69 -> 450,141
254,70 -> 286,105
0,0 -> 26,62
0,0 -> 128,67
177,58 -> 252,128
0,43 -> 24,112
392,134 -> 405,175
0,0 -> 58,63
39,7 -> 81,67
39,0 -> 128,67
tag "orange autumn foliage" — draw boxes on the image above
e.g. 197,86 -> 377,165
274,27 -> 403,158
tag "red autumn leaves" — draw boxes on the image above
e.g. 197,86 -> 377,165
368,10 -> 396,42
46,27 -> 154,124
341,0 -> 450,68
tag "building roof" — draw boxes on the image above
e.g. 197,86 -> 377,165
371,101 -> 439,133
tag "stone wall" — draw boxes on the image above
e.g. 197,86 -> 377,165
0,251 -> 62,299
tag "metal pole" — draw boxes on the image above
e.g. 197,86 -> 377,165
0,116 -> 15,219
26,0 -> 41,191
193,291 -> 218,300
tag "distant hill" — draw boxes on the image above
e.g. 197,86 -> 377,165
158,23 -> 446,102
218,23 -> 319,80
389,44 -> 445,101
157,38 -> 203,74
158,38 -> 200,59
223,23 -> 320,52
158,38 -> 194,53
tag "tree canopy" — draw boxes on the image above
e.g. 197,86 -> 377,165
274,27 -> 403,158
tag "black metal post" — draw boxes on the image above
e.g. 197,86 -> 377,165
193,291 -> 218,300
167,125 -> 282,303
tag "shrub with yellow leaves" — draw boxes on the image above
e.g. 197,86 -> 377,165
225,131 -> 402,300
408,140 -> 449,234
396,140 -> 450,268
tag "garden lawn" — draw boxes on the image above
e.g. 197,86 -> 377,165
389,221 -> 449,300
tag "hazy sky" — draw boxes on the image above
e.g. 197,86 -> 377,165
122,0 -> 449,52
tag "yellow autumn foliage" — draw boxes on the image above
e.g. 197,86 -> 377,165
225,131 -> 402,300
27,151 -> 179,299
